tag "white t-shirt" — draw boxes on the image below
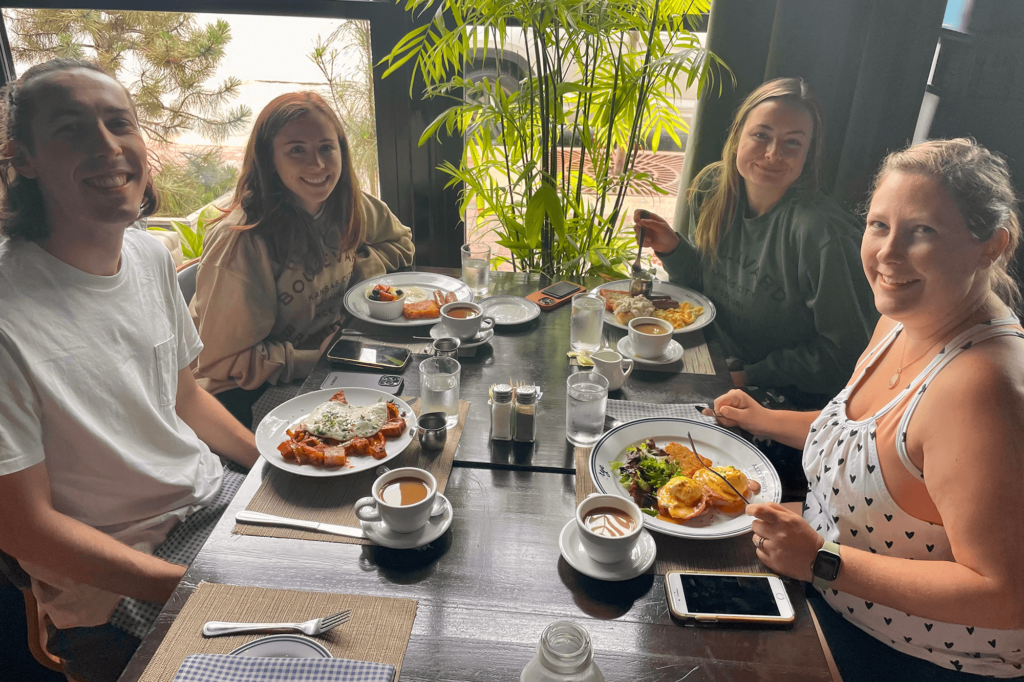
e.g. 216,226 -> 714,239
0,229 -> 224,629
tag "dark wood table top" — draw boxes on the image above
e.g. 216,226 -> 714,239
304,270 -> 736,471
118,269 -> 831,682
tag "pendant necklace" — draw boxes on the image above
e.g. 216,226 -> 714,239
888,335 -> 939,389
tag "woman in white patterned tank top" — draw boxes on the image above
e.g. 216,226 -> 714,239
705,139 -> 1024,681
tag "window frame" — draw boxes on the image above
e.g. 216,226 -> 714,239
0,0 -> 464,267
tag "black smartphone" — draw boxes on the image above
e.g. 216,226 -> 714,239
320,371 -> 404,395
541,281 -> 585,299
326,339 -> 412,371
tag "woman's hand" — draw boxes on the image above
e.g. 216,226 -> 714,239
633,209 -> 681,254
748,503 -> 823,582
704,389 -> 768,435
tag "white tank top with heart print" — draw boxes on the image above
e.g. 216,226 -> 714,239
802,315 -> 1024,677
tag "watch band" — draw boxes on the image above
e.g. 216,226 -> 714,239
811,541 -> 841,590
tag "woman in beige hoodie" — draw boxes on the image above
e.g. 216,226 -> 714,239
190,92 -> 414,423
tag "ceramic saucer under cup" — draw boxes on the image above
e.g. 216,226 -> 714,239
558,519 -> 656,581
360,493 -> 453,549
429,323 -> 494,347
617,336 -> 683,365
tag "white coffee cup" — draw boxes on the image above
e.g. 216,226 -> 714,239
627,316 -> 673,360
440,301 -> 495,341
575,494 -> 643,564
591,349 -> 634,391
355,467 -> 437,534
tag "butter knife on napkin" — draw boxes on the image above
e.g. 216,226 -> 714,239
235,511 -> 366,539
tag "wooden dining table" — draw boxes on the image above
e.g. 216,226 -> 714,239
118,270 -> 833,682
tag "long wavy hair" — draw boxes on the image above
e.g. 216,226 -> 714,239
226,91 -> 362,276
870,138 -> 1022,309
0,58 -> 158,241
688,77 -> 824,257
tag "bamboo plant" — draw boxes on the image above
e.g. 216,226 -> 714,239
384,0 -> 728,280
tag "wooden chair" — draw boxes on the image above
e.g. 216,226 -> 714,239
0,548 -> 66,674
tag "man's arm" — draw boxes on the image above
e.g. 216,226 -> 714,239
0,463 -> 185,602
174,366 -> 259,469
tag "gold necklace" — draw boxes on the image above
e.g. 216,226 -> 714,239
888,335 -> 940,389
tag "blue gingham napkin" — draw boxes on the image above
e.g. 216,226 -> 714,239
172,654 -> 395,682
606,399 -> 716,425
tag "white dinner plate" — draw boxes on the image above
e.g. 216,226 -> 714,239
478,295 -> 541,325
344,273 -> 473,327
255,388 -> 415,478
230,634 -> 332,658
589,417 -> 781,539
589,279 -> 716,334
559,520 -> 656,581
361,494 -> 453,549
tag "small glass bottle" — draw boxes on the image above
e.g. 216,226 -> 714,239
491,384 -> 514,441
513,386 -> 538,443
521,621 -> 603,682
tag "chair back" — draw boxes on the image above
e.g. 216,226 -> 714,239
177,259 -> 199,306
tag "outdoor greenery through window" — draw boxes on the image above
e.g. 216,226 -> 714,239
3,9 -> 380,235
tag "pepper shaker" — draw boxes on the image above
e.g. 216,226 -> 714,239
513,386 -> 538,443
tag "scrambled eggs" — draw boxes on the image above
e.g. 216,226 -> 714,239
654,302 -> 703,329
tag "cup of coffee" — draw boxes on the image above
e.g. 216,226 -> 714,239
441,301 -> 495,341
627,316 -> 673,360
355,467 -> 437,534
575,494 -> 643,564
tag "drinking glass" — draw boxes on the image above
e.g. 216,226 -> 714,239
419,357 -> 461,428
565,372 -> 609,447
569,293 -> 604,353
461,242 -> 491,297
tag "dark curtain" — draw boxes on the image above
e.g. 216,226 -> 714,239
674,0 -> 946,233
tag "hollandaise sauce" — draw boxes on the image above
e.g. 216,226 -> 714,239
583,507 -> 636,537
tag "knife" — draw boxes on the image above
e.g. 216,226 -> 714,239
235,510 -> 366,539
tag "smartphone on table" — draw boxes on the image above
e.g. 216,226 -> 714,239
326,338 -> 411,371
320,371 -> 404,395
665,571 -> 795,625
525,281 -> 587,311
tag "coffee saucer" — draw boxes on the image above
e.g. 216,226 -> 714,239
429,324 -> 494,348
360,494 -> 453,549
617,336 -> 684,366
558,519 -> 656,581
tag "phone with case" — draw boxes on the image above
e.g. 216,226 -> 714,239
525,281 -> 587,311
665,570 -> 795,625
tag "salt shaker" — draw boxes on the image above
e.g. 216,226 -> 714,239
490,384 -> 513,441
512,386 -> 538,443
521,621 -> 604,682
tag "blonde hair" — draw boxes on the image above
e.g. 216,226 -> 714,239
870,138 -> 1021,309
688,77 -> 824,256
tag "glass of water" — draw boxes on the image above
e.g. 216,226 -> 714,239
566,372 -> 609,447
570,293 -> 604,352
420,356 -> 461,428
461,242 -> 491,297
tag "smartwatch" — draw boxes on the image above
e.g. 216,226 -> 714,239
811,541 -> 842,590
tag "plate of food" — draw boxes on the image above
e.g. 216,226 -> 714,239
255,388 -> 415,477
590,279 -> 715,333
344,272 -> 473,327
589,417 -> 781,539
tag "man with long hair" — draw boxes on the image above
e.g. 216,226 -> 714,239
0,59 -> 259,682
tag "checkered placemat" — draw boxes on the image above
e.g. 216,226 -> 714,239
110,465 -> 246,640
605,399 -> 717,425
172,654 -> 395,682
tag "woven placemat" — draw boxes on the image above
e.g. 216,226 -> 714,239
234,398 -> 470,545
574,445 -> 761,574
137,582 -> 416,682
569,329 -> 715,375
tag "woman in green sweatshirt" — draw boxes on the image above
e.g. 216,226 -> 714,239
637,78 -> 877,408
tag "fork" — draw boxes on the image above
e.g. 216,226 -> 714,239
201,609 -> 352,638
687,432 -> 750,505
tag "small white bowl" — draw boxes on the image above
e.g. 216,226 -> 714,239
364,286 -> 406,320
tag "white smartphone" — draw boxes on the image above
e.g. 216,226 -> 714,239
665,571 -> 795,625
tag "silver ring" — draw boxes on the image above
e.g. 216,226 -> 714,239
755,535 -> 766,551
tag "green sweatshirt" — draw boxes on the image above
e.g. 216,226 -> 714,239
659,181 -> 878,398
